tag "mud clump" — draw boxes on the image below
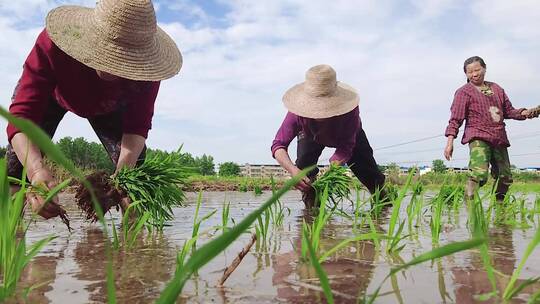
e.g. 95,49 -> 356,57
75,171 -> 123,222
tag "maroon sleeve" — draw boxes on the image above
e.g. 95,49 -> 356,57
7,29 -> 56,142
501,88 -> 526,120
445,89 -> 469,138
271,112 -> 300,158
121,81 -> 160,138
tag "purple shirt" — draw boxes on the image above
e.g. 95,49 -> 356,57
271,107 -> 361,163
445,82 -> 525,147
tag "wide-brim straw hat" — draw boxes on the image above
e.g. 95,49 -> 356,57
283,65 -> 359,119
46,0 -> 182,81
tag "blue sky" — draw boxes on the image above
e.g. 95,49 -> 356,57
0,0 -> 539,168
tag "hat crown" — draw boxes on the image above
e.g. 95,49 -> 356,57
94,0 -> 157,47
304,65 -> 338,97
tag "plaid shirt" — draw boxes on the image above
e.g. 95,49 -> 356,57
445,82 -> 526,147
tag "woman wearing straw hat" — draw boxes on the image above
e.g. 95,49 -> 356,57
5,0 -> 182,219
271,64 -> 388,208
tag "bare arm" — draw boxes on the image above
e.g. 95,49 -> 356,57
274,148 -> 312,192
115,133 -> 146,173
10,133 -> 66,219
444,135 -> 455,161
11,133 -> 49,183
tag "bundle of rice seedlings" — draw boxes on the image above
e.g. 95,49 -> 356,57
312,163 -> 353,205
76,149 -> 192,227
433,183 -> 464,205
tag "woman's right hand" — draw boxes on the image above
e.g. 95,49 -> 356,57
27,168 -> 65,219
444,143 -> 454,161
290,167 -> 313,192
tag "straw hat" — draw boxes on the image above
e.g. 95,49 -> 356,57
283,65 -> 359,119
45,0 -> 182,81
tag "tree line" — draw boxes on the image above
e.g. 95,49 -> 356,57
0,137 -> 242,177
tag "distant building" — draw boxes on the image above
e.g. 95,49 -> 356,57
521,167 -> 540,173
239,163 -> 354,178
419,167 -> 432,175
447,167 -> 468,173
240,164 -> 289,178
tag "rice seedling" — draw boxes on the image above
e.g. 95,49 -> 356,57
530,289 -> 540,304
253,182 -> 263,196
176,193 -> 217,272
390,273 -> 404,304
436,259 -> 452,303
190,192 -> 217,253
255,207 -> 271,251
317,232 -> 386,263
465,194 -> 498,300
384,171 -> 414,253
0,160 -> 56,300
302,222 -> 334,304
155,167 -> 310,303
406,182 -> 424,233
312,163 -> 353,206
431,186 -> 459,242
502,225 -> 540,300
352,185 -> 367,230
302,186 -> 333,259
111,219 -> 120,251
113,149 -> 191,228
268,176 -> 290,227
366,213 -> 382,250
238,180 -> 249,192
121,202 -> 151,249
0,107 -> 117,303
220,201 -> 231,234
365,238 -> 485,303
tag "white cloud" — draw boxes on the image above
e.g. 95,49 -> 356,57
1,0 -> 540,168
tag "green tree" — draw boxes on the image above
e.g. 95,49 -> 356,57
432,159 -> 447,173
219,162 -> 241,176
385,162 -> 400,176
196,154 -> 215,175
56,137 -> 113,171
0,146 -> 6,158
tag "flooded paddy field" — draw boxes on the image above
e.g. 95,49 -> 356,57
16,190 -> 540,303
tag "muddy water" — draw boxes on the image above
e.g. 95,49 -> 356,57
15,191 -> 540,303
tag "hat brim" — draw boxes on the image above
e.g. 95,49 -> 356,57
46,6 -> 182,81
283,82 -> 359,119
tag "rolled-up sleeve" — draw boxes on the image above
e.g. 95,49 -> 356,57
445,89 -> 469,138
271,112 -> 300,158
122,81 -> 160,138
501,89 -> 526,120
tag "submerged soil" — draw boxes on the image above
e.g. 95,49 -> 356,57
74,171 -> 123,222
15,191 -> 540,303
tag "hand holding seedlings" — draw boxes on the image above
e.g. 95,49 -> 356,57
523,105 -> 540,119
312,163 -> 353,206
290,166 -> 313,192
27,167 -> 68,220
76,150 -> 190,228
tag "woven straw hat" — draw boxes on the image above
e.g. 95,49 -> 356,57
283,65 -> 359,119
46,0 -> 182,81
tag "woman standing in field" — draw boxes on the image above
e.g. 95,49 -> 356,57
271,64 -> 387,208
444,56 -> 538,201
